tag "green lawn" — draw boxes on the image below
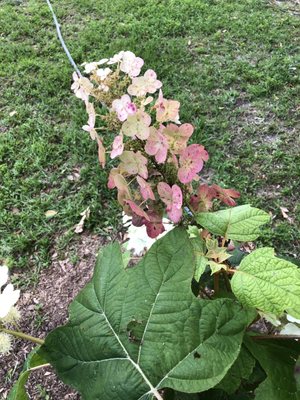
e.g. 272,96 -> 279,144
0,0 -> 299,276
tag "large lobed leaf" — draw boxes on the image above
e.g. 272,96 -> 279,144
231,248 -> 300,318
39,228 -> 251,400
196,205 -> 270,242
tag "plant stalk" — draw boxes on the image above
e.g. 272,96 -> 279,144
0,327 -> 44,345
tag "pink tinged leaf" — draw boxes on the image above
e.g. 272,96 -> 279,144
136,176 -> 155,201
178,144 -> 209,184
110,135 -> 124,159
124,200 -> 150,221
96,137 -> 106,168
212,184 -> 240,206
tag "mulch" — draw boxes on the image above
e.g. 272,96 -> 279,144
0,232 -> 108,399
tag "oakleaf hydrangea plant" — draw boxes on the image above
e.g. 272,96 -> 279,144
4,51 -> 300,400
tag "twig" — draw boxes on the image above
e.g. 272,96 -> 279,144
44,0 -> 82,76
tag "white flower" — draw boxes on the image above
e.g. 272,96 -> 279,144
120,51 -> 144,78
96,67 -> 112,81
123,214 -> 173,256
107,51 -> 124,65
82,62 -> 99,74
0,332 -> 12,355
0,266 -> 20,319
71,72 -> 93,102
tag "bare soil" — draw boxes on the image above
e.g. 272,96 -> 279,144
0,232 -> 107,399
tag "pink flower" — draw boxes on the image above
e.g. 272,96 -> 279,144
157,182 -> 183,223
120,51 -> 144,77
124,200 -> 150,221
82,102 -> 97,140
112,94 -> 137,122
136,176 -> 155,201
119,151 -> 148,179
127,69 -> 162,97
211,184 -> 240,206
71,72 -> 93,102
144,126 -> 169,164
154,90 -> 180,123
190,184 -> 217,212
144,210 -> 165,238
163,123 -> 194,154
122,110 -> 151,140
178,144 -> 209,184
110,135 -> 124,159
107,168 -> 120,189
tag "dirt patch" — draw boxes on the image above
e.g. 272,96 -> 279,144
0,232 -> 108,399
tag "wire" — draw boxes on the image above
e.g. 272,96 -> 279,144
44,0 -> 82,77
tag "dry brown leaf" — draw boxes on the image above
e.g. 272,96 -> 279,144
74,207 -> 90,234
45,210 -> 58,218
280,206 -> 293,224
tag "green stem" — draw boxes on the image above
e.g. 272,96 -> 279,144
0,327 -> 44,345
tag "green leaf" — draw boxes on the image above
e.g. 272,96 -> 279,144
231,248 -> 300,317
8,346 -> 46,400
190,236 -> 208,281
245,336 -> 300,400
40,228 -> 250,400
196,205 -> 270,241
216,346 -> 255,394
208,261 -> 226,275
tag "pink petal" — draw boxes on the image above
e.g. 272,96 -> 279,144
137,176 -> 155,201
124,200 -> 150,221
171,185 -> 183,209
167,206 -> 182,223
157,182 -> 172,208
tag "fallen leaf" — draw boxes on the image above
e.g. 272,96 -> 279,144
45,210 -> 57,218
74,207 -> 90,234
280,206 -> 293,224
9,110 -> 17,117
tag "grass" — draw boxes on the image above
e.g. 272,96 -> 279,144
0,0 -> 299,276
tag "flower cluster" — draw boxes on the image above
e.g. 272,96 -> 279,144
72,51 -> 239,237
0,265 -> 21,355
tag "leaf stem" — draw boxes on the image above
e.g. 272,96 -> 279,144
0,327 -> 44,345
29,363 -> 51,372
